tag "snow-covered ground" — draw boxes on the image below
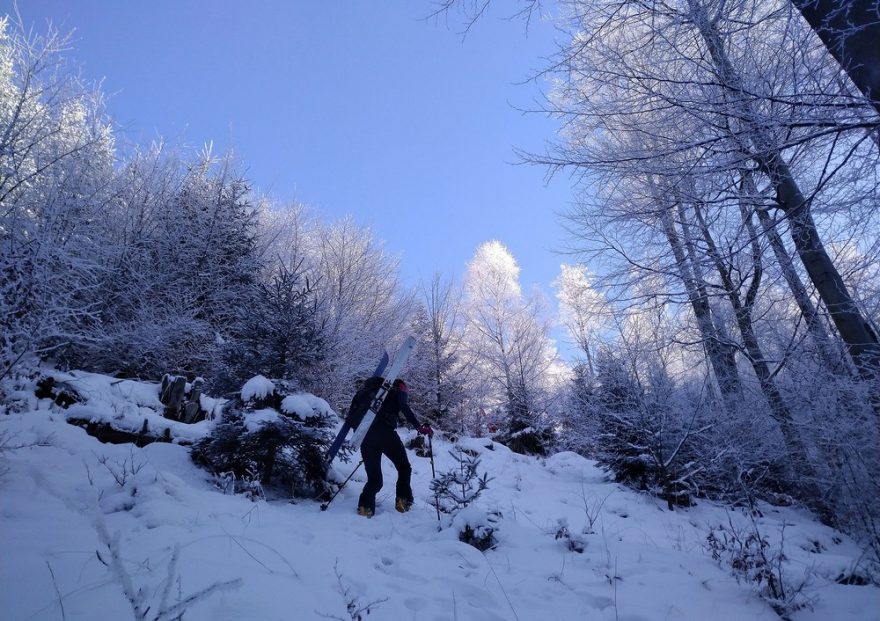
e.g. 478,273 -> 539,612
1,372 -> 878,621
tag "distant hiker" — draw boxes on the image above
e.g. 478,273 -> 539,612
356,378 -> 433,517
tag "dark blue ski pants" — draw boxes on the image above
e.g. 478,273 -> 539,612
358,426 -> 412,511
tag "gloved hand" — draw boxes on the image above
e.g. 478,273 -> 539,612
417,424 -> 434,437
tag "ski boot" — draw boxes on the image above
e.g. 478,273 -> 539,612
395,497 -> 413,513
357,506 -> 374,518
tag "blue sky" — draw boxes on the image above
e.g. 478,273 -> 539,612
12,1 -> 576,311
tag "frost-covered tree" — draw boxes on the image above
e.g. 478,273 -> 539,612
63,147 -> 261,380
305,216 -> 414,408
219,257 -> 323,392
543,0 -> 880,397
554,263 -> 609,376
537,0 -> 879,534
462,240 -> 556,452
0,18 -> 115,381
405,273 -> 468,429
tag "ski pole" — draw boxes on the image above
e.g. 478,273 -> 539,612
428,434 -> 436,479
428,435 -> 441,529
320,460 -> 363,511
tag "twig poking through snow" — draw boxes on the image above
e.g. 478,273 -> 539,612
92,513 -> 241,620
45,560 -> 66,621
317,559 -> 388,620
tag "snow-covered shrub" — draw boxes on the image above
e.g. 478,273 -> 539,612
581,491 -> 612,535
706,512 -> 813,618
496,420 -> 555,457
216,468 -> 265,501
431,446 -> 501,550
453,505 -> 502,552
91,450 -> 152,514
554,518 -> 585,553
191,380 -> 336,498
96,450 -> 146,488
60,150 -> 262,383
430,446 -> 492,514
240,375 -> 276,405
590,351 -> 708,510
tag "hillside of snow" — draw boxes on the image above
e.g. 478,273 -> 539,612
1,372 -> 878,621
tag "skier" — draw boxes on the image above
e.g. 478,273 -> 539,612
357,378 -> 433,517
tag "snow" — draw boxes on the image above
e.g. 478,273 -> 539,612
240,375 -> 275,403
244,408 -> 282,432
199,394 -> 226,420
32,370 -> 211,444
2,372 -> 878,621
280,393 -> 333,418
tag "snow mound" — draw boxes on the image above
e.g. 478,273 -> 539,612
30,370 -> 210,444
240,375 -> 275,402
544,450 -> 606,483
280,393 -> 332,418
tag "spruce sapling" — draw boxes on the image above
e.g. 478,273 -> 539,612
430,446 -> 492,514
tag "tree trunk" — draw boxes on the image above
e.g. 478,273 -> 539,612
693,203 -> 830,519
738,168 -> 848,374
659,204 -> 741,405
689,0 -> 880,409
790,0 -> 880,117
766,154 -> 880,382
755,206 -> 845,370
676,201 -> 741,394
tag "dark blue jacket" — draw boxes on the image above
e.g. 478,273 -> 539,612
375,387 -> 420,430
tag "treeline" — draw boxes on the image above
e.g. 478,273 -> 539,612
0,17 -> 556,442
537,0 -> 880,567
0,19 -> 408,403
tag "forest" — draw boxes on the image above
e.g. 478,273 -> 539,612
2,0 -> 879,589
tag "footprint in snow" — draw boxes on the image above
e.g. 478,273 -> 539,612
404,597 -> 425,612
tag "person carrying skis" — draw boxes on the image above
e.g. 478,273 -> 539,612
357,378 -> 433,517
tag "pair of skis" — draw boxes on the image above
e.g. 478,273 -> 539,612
324,336 -> 417,465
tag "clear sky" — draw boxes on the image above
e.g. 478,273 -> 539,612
10,1 -> 576,325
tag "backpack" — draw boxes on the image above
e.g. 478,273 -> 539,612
345,376 -> 383,429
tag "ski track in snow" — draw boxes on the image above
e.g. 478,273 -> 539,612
1,374 -> 879,621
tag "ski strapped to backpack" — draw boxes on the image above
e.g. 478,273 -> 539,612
347,336 -> 417,450
324,352 -> 388,466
